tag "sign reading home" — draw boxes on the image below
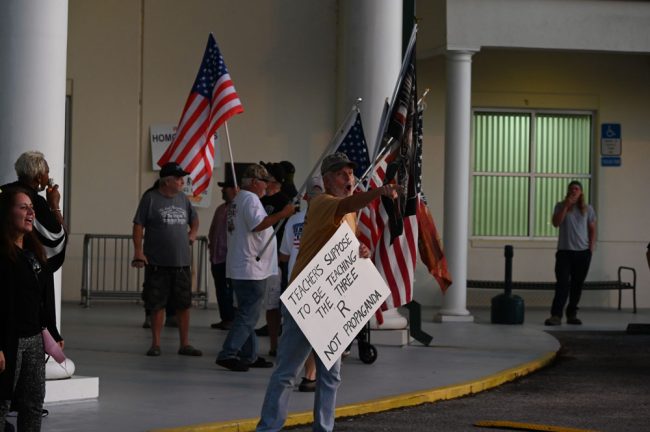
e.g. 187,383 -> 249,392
280,222 -> 391,369
149,124 -> 215,208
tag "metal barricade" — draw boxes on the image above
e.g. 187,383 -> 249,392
80,234 -> 209,308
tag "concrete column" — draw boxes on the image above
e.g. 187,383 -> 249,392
436,50 -> 475,322
337,0 -> 402,155
338,0 -> 407,330
0,0 -> 68,327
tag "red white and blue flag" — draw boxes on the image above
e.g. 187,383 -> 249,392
158,33 -> 243,195
358,153 -> 419,315
334,112 -> 370,179
336,112 -> 419,320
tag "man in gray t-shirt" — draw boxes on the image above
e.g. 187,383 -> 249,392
545,180 -> 596,326
132,162 -> 201,357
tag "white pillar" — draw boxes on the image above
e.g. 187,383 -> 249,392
436,50 -> 475,322
0,0 -> 78,383
1,0 -> 68,327
337,0 -> 402,155
338,0 -> 407,330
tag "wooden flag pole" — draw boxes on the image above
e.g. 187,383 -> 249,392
255,99 -> 363,261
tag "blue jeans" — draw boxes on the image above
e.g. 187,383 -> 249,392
217,278 -> 267,363
257,307 -> 342,432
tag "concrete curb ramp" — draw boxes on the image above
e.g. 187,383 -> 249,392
150,351 -> 557,432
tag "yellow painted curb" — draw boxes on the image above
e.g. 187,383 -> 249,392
150,350 -> 557,432
474,420 -> 599,432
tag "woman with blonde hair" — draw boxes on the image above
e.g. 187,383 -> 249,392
2,151 -> 67,270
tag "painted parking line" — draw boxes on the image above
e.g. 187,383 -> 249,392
474,420 -> 599,432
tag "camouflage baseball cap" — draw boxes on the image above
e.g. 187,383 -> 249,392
320,152 -> 357,175
242,163 -> 271,182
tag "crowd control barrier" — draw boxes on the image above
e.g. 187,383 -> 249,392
80,234 -> 209,308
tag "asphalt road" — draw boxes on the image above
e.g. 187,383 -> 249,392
289,331 -> 650,432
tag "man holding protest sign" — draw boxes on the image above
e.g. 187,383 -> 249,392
256,152 -> 399,432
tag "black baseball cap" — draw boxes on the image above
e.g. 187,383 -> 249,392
160,162 -> 189,178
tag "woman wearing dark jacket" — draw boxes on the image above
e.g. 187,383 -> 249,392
0,187 -> 64,431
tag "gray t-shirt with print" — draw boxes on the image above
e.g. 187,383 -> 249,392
554,202 -> 596,251
133,189 -> 197,266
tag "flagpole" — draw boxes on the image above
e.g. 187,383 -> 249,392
224,121 -> 238,189
255,98 -> 362,261
293,98 -> 363,200
417,88 -> 430,109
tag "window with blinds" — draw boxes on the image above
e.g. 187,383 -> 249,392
471,110 -> 593,238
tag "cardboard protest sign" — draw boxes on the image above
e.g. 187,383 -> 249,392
280,222 -> 391,370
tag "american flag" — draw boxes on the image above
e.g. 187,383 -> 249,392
158,34 -> 243,195
357,153 -> 418,322
328,111 -> 415,315
414,108 -> 452,292
357,33 -> 451,321
334,112 -> 370,179
379,41 -> 419,243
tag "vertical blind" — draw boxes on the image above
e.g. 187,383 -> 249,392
472,111 -> 592,238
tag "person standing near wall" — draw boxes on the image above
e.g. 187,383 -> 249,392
545,181 -> 596,326
132,162 -> 201,357
208,178 -> 238,330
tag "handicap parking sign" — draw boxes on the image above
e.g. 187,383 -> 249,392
601,123 -> 622,156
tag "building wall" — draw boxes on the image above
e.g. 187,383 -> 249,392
414,50 -> 650,309
64,0 -> 338,301
65,1 -> 649,313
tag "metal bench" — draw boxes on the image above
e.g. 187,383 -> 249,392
468,266 -> 637,313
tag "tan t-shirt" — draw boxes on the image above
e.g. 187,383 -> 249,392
289,193 -> 357,283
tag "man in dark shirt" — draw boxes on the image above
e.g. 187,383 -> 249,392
132,162 -> 200,357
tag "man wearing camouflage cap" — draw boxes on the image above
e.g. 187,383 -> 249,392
257,152 -> 400,431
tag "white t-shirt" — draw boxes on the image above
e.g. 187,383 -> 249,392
226,189 -> 278,280
279,210 -> 306,277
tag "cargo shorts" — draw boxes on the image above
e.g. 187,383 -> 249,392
142,265 -> 192,311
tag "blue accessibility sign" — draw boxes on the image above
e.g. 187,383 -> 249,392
601,123 -> 622,156
601,156 -> 621,167
601,123 -> 621,139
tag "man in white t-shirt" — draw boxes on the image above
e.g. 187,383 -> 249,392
216,164 -> 295,372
